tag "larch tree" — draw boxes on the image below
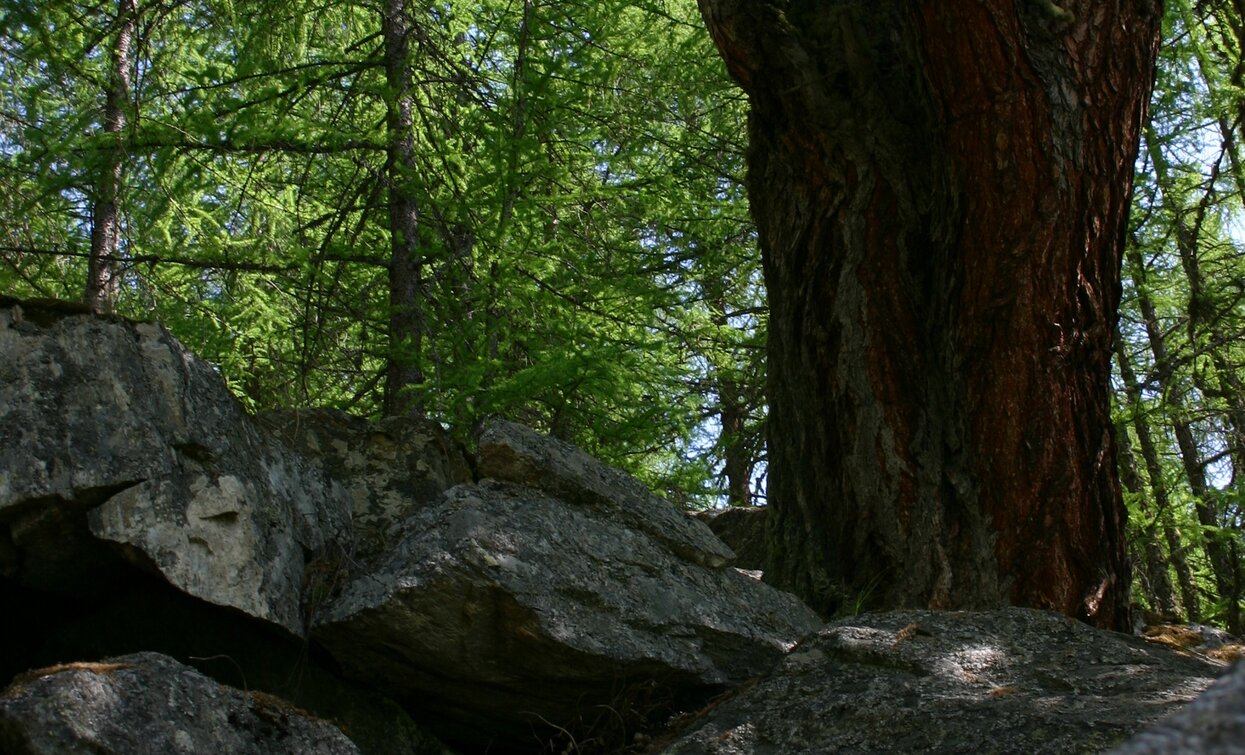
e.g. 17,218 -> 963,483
1110,0 -> 1245,631
698,0 -> 1162,628
381,0 -> 426,417
84,0 -> 137,314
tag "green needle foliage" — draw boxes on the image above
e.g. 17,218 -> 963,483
11,0 -> 1239,627
0,0 -> 761,507
1117,0 -> 1245,632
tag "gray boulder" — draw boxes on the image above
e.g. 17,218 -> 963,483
0,652 -> 358,754
1112,659 -> 1245,754
315,476 -> 820,750
478,420 -> 735,569
5,580 -> 452,755
0,301 -> 350,635
659,607 -> 1225,754
259,408 -> 471,562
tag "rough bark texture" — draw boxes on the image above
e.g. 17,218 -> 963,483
698,0 -> 1161,628
84,0 -> 136,314
382,0 -> 425,417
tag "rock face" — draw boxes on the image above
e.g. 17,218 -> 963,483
259,408 -> 472,562
693,506 -> 768,572
0,652 -> 358,754
477,420 -> 735,569
659,608 -> 1225,754
0,300 -> 350,635
316,422 -> 821,751
6,298 -> 1245,755
0,301 -> 822,753
1112,659 -> 1245,754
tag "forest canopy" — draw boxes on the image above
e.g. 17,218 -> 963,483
0,0 -> 1243,630
0,0 -> 765,509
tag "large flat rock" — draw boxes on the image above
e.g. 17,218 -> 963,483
315,479 -> 820,750
659,608 -> 1226,754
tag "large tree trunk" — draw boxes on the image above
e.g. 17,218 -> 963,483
699,0 -> 1161,628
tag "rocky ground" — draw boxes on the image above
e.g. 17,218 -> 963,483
1,296 -> 1241,753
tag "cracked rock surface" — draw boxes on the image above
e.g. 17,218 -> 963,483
316,474 -> 820,750
659,608 -> 1226,754
0,300 -> 350,635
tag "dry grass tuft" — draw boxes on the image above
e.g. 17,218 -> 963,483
5,661 -> 131,694
1142,624 -> 1204,650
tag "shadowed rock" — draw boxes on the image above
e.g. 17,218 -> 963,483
315,477 -> 819,751
1112,659 -> 1245,754
0,652 -> 358,754
0,302 -> 350,636
659,608 -> 1225,754
693,506 -> 768,572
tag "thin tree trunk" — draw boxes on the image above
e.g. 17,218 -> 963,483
1115,418 -> 1179,618
382,0 -> 425,417
500,0 -> 532,233
1126,230 -> 1237,629
703,272 -> 755,507
1115,335 -> 1195,620
699,0 -> 1161,628
717,374 -> 753,508
1142,126 -> 1242,633
1207,138 -> 1245,635
1179,0 -> 1245,487
470,0 -> 532,426
1166,0 -> 1245,631
84,0 -> 136,314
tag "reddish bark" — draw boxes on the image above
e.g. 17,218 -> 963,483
699,0 -> 1161,629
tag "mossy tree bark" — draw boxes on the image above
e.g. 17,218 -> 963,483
698,0 -> 1162,629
